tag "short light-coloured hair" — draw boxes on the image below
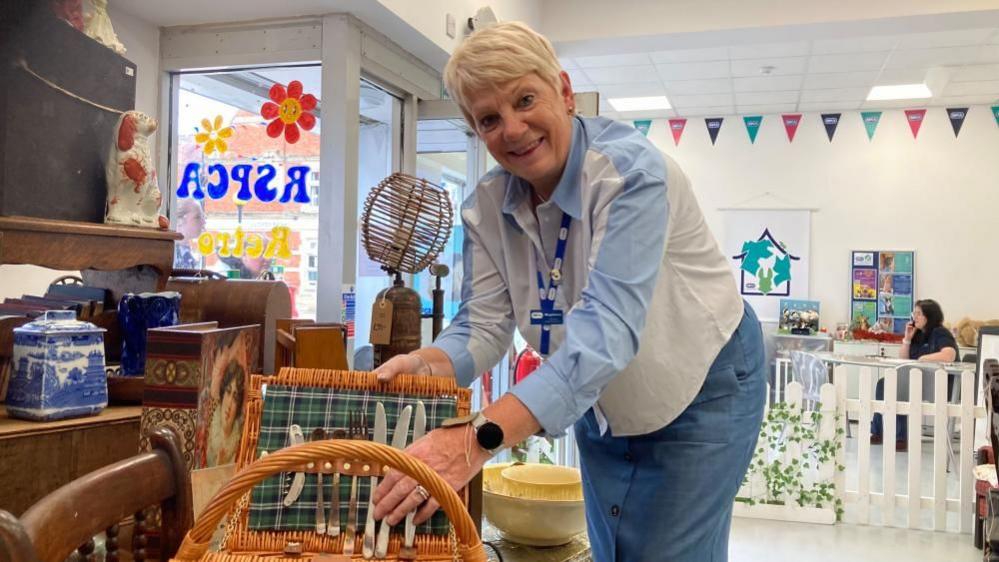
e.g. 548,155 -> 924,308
443,21 -> 563,124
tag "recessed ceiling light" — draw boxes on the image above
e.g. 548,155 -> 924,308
607,96 -> 672,112
866,83 -> 933,101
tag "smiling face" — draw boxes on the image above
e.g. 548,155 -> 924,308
465,72 -> 575,195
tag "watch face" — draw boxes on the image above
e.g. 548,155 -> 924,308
477,421 -> 504,450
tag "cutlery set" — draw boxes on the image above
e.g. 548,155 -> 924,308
281,401 -> 428,559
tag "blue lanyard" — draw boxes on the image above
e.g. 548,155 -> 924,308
532,212 -> 572,356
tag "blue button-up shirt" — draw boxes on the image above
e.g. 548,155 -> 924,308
432,116 -> 743,437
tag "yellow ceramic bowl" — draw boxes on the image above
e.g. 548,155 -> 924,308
483,489 -> 587,546
499,463 -> 584,501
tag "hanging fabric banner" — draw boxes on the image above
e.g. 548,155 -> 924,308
947,107 -> 968,137
782,114 -> 802,142
861,111 -> 882,141
743,116 -> 762,144
633,119 -> 652,137
993,105 -> 999,128
905,109 -> 926,138
821,113 -> 841,142
705,117 -> 724,145
668,118 -> 687,146
721,209 -> 811,322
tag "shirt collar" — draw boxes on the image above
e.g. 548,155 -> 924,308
501,117 -> 585,220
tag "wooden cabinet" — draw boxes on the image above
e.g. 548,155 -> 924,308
0,405 -> 142,515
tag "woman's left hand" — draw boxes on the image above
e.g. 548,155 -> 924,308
372,425 -> 488,525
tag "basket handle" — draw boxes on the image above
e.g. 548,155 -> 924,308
173,440 -> 486,562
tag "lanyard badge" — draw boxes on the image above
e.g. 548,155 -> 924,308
531,212 -> 572,356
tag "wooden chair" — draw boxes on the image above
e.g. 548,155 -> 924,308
0,427 -> 193,562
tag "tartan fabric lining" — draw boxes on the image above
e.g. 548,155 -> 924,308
247,385 -> 457,534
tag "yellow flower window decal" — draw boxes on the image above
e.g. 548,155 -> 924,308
194,115 -> 234,155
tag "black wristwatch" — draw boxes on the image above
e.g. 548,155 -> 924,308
442,412 -> 505,455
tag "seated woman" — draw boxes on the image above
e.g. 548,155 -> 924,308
871,299 -> 958,450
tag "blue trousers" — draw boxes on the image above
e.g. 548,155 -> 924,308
575,304 -> 766,562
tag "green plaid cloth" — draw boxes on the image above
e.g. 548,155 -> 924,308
248,384 -> 458,534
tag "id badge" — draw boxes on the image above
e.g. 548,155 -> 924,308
529,309 -> 564,326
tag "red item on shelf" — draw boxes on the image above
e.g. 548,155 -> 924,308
851,328 -> 905,343
513,345 -> 543,384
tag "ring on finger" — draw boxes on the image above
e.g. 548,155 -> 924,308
414,485 -> 430,502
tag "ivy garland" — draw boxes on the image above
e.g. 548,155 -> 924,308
736,401 -> 846,521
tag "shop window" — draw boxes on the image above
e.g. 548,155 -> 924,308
171,66 -> 321,319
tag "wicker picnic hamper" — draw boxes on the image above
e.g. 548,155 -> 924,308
170,368 -> 483,562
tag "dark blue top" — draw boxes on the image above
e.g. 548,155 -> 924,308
908,326 -> 959,360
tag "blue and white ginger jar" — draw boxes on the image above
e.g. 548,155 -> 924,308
6,310 -> 108,421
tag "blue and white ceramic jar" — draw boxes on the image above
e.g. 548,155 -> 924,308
6,310 -> 108,421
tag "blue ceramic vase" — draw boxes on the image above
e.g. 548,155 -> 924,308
7,310 -> 108,421
118,291 -> 181,376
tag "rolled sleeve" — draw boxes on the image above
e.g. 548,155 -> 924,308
511,166 -> 669,436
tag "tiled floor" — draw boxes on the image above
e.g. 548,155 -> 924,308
730,517 -> 981,561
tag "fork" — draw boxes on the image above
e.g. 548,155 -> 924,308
342,410 -> 367,556
326,428 -> 346,537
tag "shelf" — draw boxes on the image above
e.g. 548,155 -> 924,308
0,215 -> 182,290
0,404 -> 142,440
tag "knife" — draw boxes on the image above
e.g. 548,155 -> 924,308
282,424 -> 306,507
375,405 -> 413,558
362,403 -> 388,559
401,401 -> 426,556
312,427 -> 327,534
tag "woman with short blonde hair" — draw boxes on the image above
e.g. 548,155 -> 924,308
373,21 -> 766,561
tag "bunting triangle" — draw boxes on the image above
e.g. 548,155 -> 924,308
861,111 -> 882,141
947,107 -> 968,137
705,117 -> 723,145
993,105 -> 999,128
905,109 -> 927,138
821,113 -> 841,142
668,118 -> 687,146
782,114 -> 802,142
743,116 -> 762,144
633,119 -> 652,137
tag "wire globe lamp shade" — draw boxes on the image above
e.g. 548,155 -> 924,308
360,173 -> 454,275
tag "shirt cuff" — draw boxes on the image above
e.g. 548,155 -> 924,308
508,366 -> 577,438
429,337 -> 477,387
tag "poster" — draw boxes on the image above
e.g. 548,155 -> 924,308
722,209 -> 811,322
852,269 -> 877,300
850,250 -> 915,334
779,299 -> 820,334
853,301 -> 877,330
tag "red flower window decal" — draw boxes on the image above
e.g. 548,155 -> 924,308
260,80 -> 317,144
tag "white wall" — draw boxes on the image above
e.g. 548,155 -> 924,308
639,105 -> 999,329
378,0 -> 541,59
0,5 -> 162,300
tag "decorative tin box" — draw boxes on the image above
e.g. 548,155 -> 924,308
6,310 -> 108,421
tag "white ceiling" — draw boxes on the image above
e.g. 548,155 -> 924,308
111,0 -> 999,119
563,28 -> 999,120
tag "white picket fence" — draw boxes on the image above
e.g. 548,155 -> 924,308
772,358 -> 986,532
735,381 -> 841,524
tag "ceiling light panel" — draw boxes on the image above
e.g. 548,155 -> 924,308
607,96 -> 672,111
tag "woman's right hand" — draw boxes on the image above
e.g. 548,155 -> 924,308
904,322 -> 916,341
374,352 -> 432,382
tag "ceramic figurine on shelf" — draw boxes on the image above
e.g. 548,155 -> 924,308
5,311 -> 108,421
105,111 -> 169,229
83,0 -> 125,54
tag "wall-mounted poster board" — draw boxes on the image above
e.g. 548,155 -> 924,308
850,250 -> 915,333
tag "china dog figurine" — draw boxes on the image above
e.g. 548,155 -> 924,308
105,111 -> 168,229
